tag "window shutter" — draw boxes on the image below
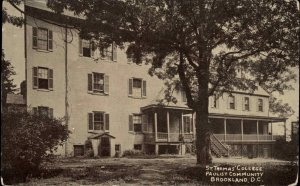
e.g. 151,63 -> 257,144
105,113 -> 109,130
49,108 -> 53,118
232,96 -> 235,109
90,42 -> 94,58
48,30 -> 53,51
216,96 -> 219,108
142,80 -> 147,97
128,78 -> 133,96
33,67 -> 38,89
32,27 -> 38,48
104,75 -> 109,94
129,115 -> 133,131
256,99 -> 259,112
142,114 -> 148,132
48,69 -> 53,90
112,42 -> 117,61
242,97 -> 245,111
88,113 -> 93,130
209,96 -> 212,108
227,95 -> 230,109
248,98 -> 251,111
79,38 -> 83,55
33,107 -> 38,115
182,90 -> 187,102
88,73 -> 93,92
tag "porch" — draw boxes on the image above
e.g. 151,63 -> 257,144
141,105 -> 195,144
210,116 -> 286,143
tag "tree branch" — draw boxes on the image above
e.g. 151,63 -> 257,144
177,51 -> 196,109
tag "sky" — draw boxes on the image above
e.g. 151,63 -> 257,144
2,1 -> 299,136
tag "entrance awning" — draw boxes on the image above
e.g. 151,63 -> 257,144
88,132 -> 116,139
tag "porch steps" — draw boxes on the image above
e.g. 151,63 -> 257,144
211,134 -> 229,158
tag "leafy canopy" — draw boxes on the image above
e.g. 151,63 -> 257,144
47,0 -> 299,109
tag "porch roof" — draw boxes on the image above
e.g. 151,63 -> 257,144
209,113 -> 287,123
141,104 -> 193,113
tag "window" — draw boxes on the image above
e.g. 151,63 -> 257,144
128,78 -> 146,98
210,95 -> 218,108
129,114 -> 142,132
258,98 -> 263,112
88,73 -> 109,94
100,42 -> 117,61
33,106 -> 53,118
228,95 -> 235,109
183,116 -> 193,133
244,97 -> 250,111
32,27 -> 53,51
134,144 -> 142,151
115,144 -> 121,152
88,112 -> 109,131
32,67 -> 53,90
79,38 -> 94,57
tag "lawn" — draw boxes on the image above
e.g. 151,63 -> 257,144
10,155 -> 298,185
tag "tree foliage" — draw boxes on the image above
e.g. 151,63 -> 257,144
269,96 -> 295,117
1,50 -> 17,109
2,108 -> 69,184
45,0 -> 299,165
2,0 -> 24,27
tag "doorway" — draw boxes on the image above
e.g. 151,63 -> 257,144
99,137 -> 110,156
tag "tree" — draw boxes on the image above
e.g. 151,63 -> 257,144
2,108 -> 69,184
1,50 -> 17,110
46,0 -> 299,165
2,0 -> 24,27
269,96 -> 295,118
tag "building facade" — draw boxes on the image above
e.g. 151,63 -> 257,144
24,1 -> 285,158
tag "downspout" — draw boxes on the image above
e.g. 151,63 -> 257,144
64,19 -> 69,156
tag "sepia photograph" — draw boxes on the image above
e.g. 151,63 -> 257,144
1,0 -> 299,185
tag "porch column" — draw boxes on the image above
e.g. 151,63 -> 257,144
181,112 -> 184,134
224,119 -> 227,142
192,113 -> 196,138
284,120 -> 287,141
155,144 -> 159,155
256,120 -> 259,141
154,112 -> 158,141
167,111 -> 170,142
241,119 -> 244,141
271,121 -> 273,140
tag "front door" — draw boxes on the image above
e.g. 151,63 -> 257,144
100,137 -> 110,156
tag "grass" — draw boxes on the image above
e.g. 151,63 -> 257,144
7,157 -> 298,185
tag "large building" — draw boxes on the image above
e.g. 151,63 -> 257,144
24,0 -> 286,158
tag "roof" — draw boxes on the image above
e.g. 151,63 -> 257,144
6,94 -> 26,105
209,113 -> 287,122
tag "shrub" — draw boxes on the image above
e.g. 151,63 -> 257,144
274,137 -> 298,160
123,149 -> 144,157
2,108 -> 70,184
84,139 -> 94,157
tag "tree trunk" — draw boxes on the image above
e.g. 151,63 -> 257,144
195,60 -> 212,165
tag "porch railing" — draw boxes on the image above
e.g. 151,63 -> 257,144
214,134 -> 276,142
144,132 -> 194,142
